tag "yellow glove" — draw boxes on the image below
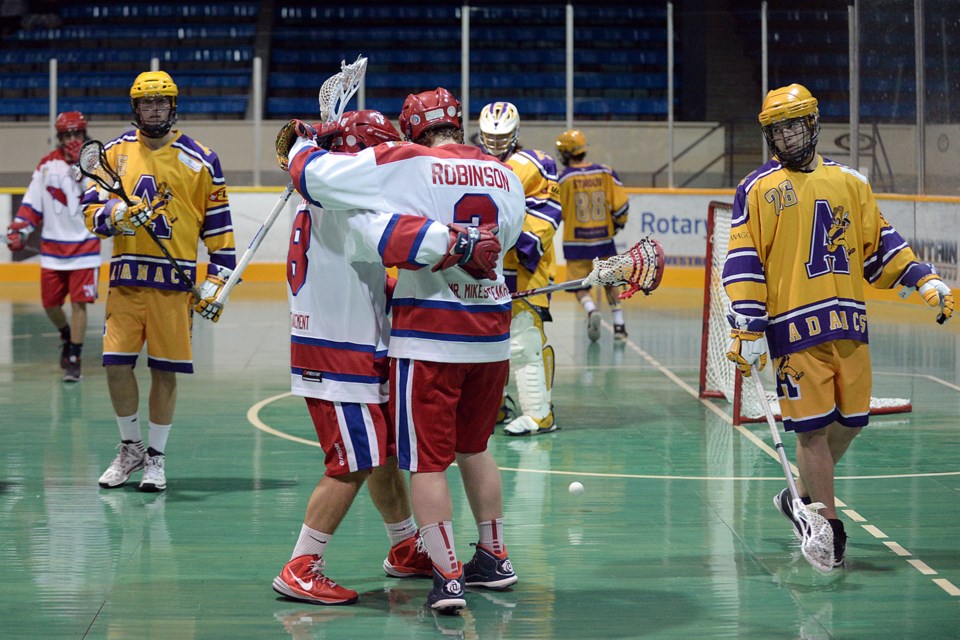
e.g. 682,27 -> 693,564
725,309 -> 769,378
109,184 -> 172,233
917,274 -> 954,325
192,266 -> 234,323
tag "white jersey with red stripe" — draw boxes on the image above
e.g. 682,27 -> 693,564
15,148 -> 101,271
288,140 -> 525,363
287,199 -> 392,403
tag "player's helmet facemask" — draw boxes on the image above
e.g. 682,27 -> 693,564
759,83 -> 820,170
478,101 -> 520,160
55,111 -> 89,163
130,71 -> 179,139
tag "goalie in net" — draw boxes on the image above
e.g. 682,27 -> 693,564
704,83 -> 954,570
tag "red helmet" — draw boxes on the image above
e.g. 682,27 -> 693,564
334,110 -> 400,152
55,111 -> 87,134
398,88 -> 461,142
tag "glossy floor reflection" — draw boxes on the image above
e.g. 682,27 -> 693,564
1,284 -> 958,639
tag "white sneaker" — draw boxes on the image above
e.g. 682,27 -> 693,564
98,442 -> 147,488
587,311 -> 601,342
139,454 -> 167,492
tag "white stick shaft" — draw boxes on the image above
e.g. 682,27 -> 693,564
751,366 -> 803,503
215,182 -> 295,305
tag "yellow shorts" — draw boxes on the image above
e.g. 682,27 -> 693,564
774,340 -> 871,433
566,259 -> 594,283
102,286 -> 195,373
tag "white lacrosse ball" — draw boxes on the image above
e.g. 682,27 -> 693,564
568,481 -> 584,496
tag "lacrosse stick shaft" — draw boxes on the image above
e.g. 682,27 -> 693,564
214,182 -> 295,306
143,223 -> 202,300
750,366 -> 803,503
511,278 -> 591,299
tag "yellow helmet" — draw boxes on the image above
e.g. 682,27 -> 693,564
758,83 -> 820,169
130,71 -> 178,100
758,83 -> 818,126
555,129 -> 587,159
130,71 -> 178,138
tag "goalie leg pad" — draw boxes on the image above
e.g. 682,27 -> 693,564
506,305 -> 555,434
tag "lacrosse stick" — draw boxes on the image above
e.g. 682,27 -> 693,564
512,237 -> 664,300
209,57 -> 369,315
318,55 -> 367,123
751,366 -> 837,573
78,140 -> 202,299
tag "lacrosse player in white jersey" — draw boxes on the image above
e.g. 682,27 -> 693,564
271,110 -> 434,606
7,111 -> 100,382
279,87 -> 525,614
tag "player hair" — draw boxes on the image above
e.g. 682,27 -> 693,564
418,124 -> 464,147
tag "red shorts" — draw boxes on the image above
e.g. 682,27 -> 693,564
391,358 -> 509,472
305,398 -> 393,476
40,267 -> 98,308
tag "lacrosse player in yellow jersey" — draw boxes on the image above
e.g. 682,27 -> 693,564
478,101 -> 563,436
555,129 -> 630,342
723,84 -> 954,569
82,70 -> 236,493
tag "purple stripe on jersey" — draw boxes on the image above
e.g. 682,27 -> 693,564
108,257 -> 197,291
767,298 -> 868,357
340,403 -> 373,470
562,241 -> 617,261
514,231 -> 544,274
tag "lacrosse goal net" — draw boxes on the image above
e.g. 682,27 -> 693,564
698,200 -> 912,425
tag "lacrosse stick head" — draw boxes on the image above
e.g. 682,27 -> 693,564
586,237 -> 665,300
78,140 -> 127,199
795,500 -> 838,573
318,55 -> 367,124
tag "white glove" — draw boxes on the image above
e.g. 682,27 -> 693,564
917,275 -> 954,325
193,266 -> 234,323
725,309 -> 769,378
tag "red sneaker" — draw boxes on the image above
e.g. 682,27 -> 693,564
383,535 -> 433,578
272,555 -> 359,605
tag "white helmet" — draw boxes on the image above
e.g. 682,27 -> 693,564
478,101 -> 520,160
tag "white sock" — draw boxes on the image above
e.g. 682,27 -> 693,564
611,308 -> 624,325
580,297 -> 597,314
116,414 -> 142,444
420,521 -> 459,574
477,518 -> 506,556
292,524 -> 331,560
385,516 -> 418,547
147,421 -> 171,454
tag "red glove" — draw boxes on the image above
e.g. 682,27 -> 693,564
6,219 -> 31,251
432,223 -> 501,280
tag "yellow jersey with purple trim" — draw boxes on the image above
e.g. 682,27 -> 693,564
501,149 -> 562,308
557,161 -> 629,260
82,129 -> 236,290
722,155 -> 933,358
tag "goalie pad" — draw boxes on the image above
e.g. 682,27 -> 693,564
508,301 -> 553,421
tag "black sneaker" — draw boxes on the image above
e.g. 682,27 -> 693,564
59,339 -> 70,369
62,355 -> 82,382
613,324 -> 628,341
773,488 -> 804,539
463,544 -> 517,590
828,518 -> 847,568
426,564 -> 466,613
